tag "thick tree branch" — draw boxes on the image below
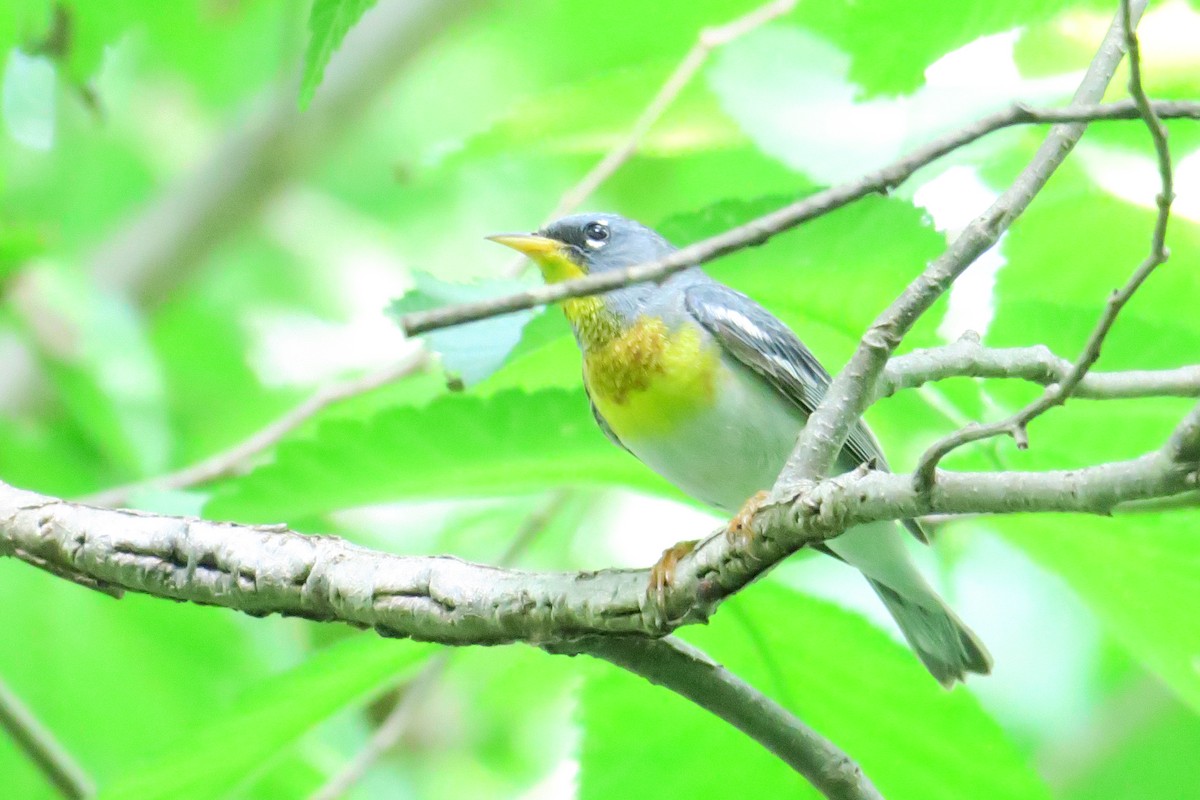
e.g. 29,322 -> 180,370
2,425 -> 1195,642
0,678 -> 94,800
560,636 -> 882,800
775,0 -> 1147,493
880,334 -> 1200,401
913,0 -> 1174,487
397,96 -> 1199,337
4,403 -> 1197,800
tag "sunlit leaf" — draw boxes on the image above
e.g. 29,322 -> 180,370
204,389 -> 676,523
300,0 -> 377,109
995,513 -> 1200,714
2,48 -> 55,150
16,269 -> 170,478
388,271 -> 538,386
581,583 -> 1050,800
99,635 -> 434,800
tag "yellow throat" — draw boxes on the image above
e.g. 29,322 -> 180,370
529,248 -> 721,440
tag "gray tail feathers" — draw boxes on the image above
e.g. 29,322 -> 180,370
867,578 -> 992,687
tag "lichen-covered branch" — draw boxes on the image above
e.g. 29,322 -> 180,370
3,416 -> 1195,642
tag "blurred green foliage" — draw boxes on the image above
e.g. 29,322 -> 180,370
1,1 -> 1199,799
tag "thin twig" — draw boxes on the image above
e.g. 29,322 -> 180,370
307,490 -> 573,800
879,333 -> 1200,400
399,97 -> 1199,336
565,636 -> 882,800
500,0 -> 796,278
308,653 -> 449,800
774,0 -> 1149,492
913,0 -> 1174,489
0,678 -> 95,800
82,349 -> 430,508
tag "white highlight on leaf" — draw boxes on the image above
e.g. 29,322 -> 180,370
2,48 -> 56,151
913,165 -> 1005,342
1076,142 -> 1200,224
707,27 -> 1080,186
248,188 -> 415,386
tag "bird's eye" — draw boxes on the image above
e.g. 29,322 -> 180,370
584,221 -> 609,247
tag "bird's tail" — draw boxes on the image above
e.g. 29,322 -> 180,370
866,577 -> 992,687
824,521 -> 992,686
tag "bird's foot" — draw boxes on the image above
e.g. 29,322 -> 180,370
648,539 -> 698,614
726,490 -> 769,548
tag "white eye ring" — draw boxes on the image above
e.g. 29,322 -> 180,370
584,221 -> 609,248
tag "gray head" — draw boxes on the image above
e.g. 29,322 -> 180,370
487,213 -> 680,327
487,212 -> 677,280
537,213 -> 677,274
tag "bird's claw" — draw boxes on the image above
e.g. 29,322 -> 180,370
726,490 -> 769,548
648,539 -> 698,622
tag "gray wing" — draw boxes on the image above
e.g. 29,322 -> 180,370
683,281 -> 884,470
683,282 -> 927,542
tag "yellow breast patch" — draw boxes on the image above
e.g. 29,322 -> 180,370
584,316 -> 720,439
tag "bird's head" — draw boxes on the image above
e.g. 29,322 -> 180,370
487,213 -> 676,283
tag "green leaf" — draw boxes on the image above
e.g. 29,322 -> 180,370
204,388 -> 675,523
388,271 -> 539,386
17,269 -> 171,478
0,218 -> 45,287
300,0 -> 377,109
995,513 -> 1200,714
581,583 -> 1049,800
1060,691 -> 1200,800
0,561 -> 273,793
792,0 -> 1111,97
98,635 -> 434,800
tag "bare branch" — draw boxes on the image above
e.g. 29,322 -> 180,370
561,636 -> 882,800
397,96 -> 1199,337
880,333 -> 1200,401
0,678 -> 94,800
776,0 -> 1148,491
82,350 -> 430,508
1166,403 -> 1200,465
913,0 -> 1174,489
3,429 -> 1195,644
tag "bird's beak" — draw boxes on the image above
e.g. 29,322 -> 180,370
485,233 -> 563,257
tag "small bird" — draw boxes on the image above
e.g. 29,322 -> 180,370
489,213 -> 991,686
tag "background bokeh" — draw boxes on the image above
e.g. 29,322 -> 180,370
2,1 -> 1199,798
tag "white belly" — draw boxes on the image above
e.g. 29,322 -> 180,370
613,354 -> 934,602
618,357 -> 806,511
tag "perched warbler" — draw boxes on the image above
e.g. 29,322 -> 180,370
489,213 -> 991,686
